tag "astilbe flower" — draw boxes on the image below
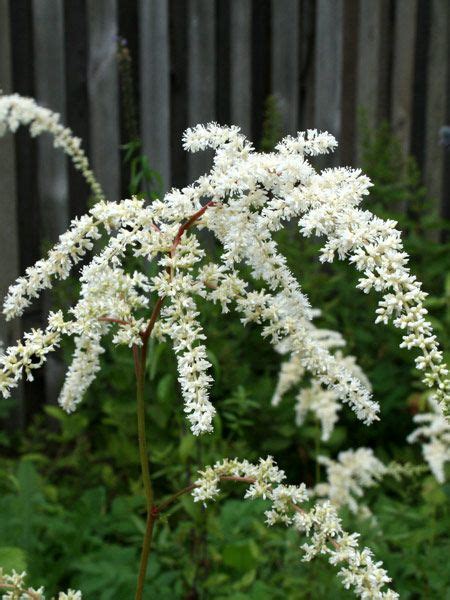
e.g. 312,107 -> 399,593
408,395 -> 450,482
293,165 -> 450,415
192,456 -> 398,599
272,319 -> 372,441
1,117 -> 388,435
313,448 -> 387,514
0,569 -> 81,599
0,94 -> 104,202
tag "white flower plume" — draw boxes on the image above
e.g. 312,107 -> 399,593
1,100 -> 448,435
0,93 -> 104,201
192,456 -> 398,599
408,395 -> 450,482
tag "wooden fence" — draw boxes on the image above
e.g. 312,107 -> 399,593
0,0 -> 449,416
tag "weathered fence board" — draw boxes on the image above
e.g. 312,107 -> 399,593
188,0 -> 216,180
87,0 -> 121,202
391,0 -> 418,159
271,0 -> 299,137
33,0 -> 68,405
33,0 -> 68,241
314,0 -> 343,165
340,0 -> 359,165
139,0 -> 171,190
0,0 -> 20,352
356,0 -> 390,159
229,0 -> 251,137
424,0 -> 449,212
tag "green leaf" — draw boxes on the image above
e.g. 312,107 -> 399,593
222,540 -> 260,571
0,547 -> 27,573
179,435 -> 196,463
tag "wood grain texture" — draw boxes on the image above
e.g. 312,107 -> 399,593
391,0 -> 418,158
139,0 -> 171,190
315,0 -> 343,165
229,0 -> 252,137
271,0 -> 299,136
33,0 -> 68,240
424,0 -> 449,211
188,0 -> 216,180
0,0 -> 20,350
87,0 -> 121,202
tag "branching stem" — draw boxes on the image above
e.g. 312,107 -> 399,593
133,200 -> 217,600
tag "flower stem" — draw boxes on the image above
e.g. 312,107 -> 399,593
134,337 -> 154,600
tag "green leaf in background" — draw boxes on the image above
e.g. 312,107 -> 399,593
0,547 -> 27,573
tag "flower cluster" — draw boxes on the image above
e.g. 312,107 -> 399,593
408,395 -> 450,482
192,457 -> 398,599
0,94 -> 104,202
272,321 -> 371,441
0,569 -> 81,600
313,448 -> 387,514
296,167 -> 450,414
1,101 -> 448,437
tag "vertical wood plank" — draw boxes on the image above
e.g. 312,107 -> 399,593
33,0 -> 68,241
33,0 -> 68,405
411,0 -> 431,173
340,0 -> 359,165
229,0 -> 252,137
64,0 -> 91,217
188,0 -> 216,180
424,0 -> 449,212
139,0 -> 171,191
299,0 -> 316,130
0,0 -> 21,354
315,0 -> 343,164
357,0 -> 383,128
10,0 -> 45,419
356,0 -> 391,161
442,7 -> 450,226
271,0 -> 299,136
216,0 -> 231,126
87,0 -> 120,202
251,0 -> 271,145
391,0 -> 418,158
169,0 -> 188,188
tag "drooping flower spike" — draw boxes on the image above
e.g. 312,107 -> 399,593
192,456 -> 399,599
0,93 -> 104,202
1,111 -> 449,435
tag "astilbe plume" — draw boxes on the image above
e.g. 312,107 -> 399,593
408,395 -> 450,482
313,448 -> 387,514
272,317 -> 372,441
0,568 -> 81,599
192,456 -> 398,599
2,97 -> 450,596
0,94 -> 104,202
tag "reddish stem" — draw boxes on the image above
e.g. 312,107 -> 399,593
99,316 -> 131,326
171,200 -> 216,254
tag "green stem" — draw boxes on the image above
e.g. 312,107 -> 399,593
134,339 -> 155,600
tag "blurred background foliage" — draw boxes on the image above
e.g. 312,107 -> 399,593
1,99 -> 450,599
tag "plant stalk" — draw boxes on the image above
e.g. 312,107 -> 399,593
134,338 -> 155,600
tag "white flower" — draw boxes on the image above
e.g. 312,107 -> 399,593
2,101 -> 448,436
0,93 -> 103,202
313,448 -> 387,513
193,457 -> 398,599
0,569 -> 82,599
408,396 -> 450,482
